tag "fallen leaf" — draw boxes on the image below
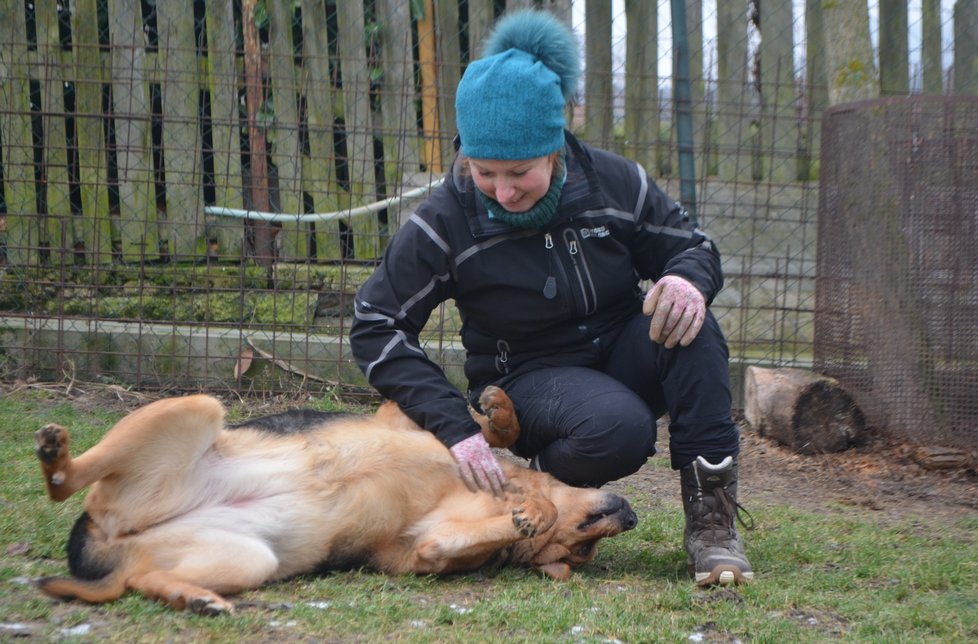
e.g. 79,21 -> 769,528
6,542 -> 30,556
234,348 -> 254,379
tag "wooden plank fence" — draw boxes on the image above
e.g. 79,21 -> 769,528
0,0 -> 857,269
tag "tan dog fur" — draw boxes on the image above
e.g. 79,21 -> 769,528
34,387 -> 636,614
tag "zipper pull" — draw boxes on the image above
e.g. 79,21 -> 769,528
543,233 -> 557,299
543,276 -> 557,299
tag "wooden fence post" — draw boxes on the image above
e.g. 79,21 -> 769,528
107,0 -> 158,261
1,0 -> 39,266
336,0 -> 379,259
417,0 -> 442,175
36,0 -> 73,266
204,0 -> 245,259
299,0 -> 342,260
157,3 -> 204,259
70,0 -> 113,264
242,0 -> 277,266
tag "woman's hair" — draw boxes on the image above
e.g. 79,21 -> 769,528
457,151 -> 566,180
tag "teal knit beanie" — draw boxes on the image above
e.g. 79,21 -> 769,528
456,10 -> 580,160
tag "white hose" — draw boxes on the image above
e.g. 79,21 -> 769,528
203,176 -> 445,223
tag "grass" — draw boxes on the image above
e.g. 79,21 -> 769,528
1,387 -> 976,642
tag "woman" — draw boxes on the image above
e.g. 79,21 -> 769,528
350,10 -> 752,586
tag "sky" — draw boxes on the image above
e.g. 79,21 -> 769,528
571,0 -> 959,88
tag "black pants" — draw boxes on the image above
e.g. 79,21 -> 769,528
496,310 -> 739,487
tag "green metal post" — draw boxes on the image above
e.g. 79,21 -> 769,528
670,0 -> 697,224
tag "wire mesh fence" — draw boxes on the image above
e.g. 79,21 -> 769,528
0,1 -> 974,446
815,95 -> 978,450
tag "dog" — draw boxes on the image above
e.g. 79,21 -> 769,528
33,386 -> 637,614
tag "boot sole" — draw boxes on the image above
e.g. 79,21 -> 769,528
693,565 -> 754,586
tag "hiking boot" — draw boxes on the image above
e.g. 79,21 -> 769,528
680,455 -> 754,586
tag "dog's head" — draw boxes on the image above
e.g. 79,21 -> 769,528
506,469 -> 638,580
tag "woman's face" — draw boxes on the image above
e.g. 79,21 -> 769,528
468,155 -> 555,213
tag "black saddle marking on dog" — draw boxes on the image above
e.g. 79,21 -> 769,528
307,552 -> 373,576
227,409 -> 355,435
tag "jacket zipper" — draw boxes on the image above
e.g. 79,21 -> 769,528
562,228 -> 598,315
542,233 -> 558,299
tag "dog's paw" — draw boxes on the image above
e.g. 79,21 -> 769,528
35,424 -> 70,471
479,386 -> 520,448
188,594 -> 234,616
511,496 -> 558,538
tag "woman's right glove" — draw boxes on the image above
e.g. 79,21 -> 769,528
449,432 -> 507,496
643,274 -> 707,348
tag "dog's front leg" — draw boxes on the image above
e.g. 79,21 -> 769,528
408,494 -> 559,573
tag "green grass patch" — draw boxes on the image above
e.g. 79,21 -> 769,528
1,388 -> 975,641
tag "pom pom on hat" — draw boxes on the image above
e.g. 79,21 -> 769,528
456,10 -> 580,160
482,10 -> 580,101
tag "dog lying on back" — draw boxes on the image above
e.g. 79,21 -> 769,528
34,386 -> 637,614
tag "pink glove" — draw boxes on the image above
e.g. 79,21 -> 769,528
643,275 -> 707,349
449,433 -> 507,496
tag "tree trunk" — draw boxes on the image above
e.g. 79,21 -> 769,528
954,0 -> 978,94
920,0 -> 943,94
743,366 -> 866,454
804,0 -> 828,180
760,0 -> 796,182
879,0 -> 908,95
584,0 -> 613,149
624,0 -> 658,174
821,0 -> 878,105
716,0 -> 751,181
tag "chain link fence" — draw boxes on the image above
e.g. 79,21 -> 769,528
0,1 -> 974,446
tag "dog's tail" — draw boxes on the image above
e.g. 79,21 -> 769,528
38,511 -> 131,604
37,572 -> 129,604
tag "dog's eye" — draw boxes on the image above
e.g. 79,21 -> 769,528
576,541 -> 595,557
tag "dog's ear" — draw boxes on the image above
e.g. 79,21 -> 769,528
530,543 -> 571,567
535,562 -> 571,580
374,401 -> 424,432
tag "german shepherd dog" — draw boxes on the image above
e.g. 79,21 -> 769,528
34,386 -> 637,614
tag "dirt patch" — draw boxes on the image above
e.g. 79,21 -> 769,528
6,379 -> 978,526
623,416 -> 978,526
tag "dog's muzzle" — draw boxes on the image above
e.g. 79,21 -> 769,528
579,494 -> 638,532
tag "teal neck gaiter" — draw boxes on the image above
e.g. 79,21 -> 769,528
477,159 -> 567,230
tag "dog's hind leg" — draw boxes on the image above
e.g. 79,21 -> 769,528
35,423 -> 83,502
126,571 -> 236,615
475,385 -> 521,448
108,529 -> 278,614
35,395 -> 225,502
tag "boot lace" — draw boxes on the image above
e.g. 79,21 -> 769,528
697,485 -> 755,543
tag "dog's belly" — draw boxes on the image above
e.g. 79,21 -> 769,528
158,430 -> 463,578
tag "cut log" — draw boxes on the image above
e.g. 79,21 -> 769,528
743,366 -> 866,454
912,446 -> 972,471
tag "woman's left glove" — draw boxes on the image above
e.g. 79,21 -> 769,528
643,275 -> 707,348
449,433 -> 507,496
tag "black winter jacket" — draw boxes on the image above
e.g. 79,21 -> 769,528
350,132 -> 723,449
